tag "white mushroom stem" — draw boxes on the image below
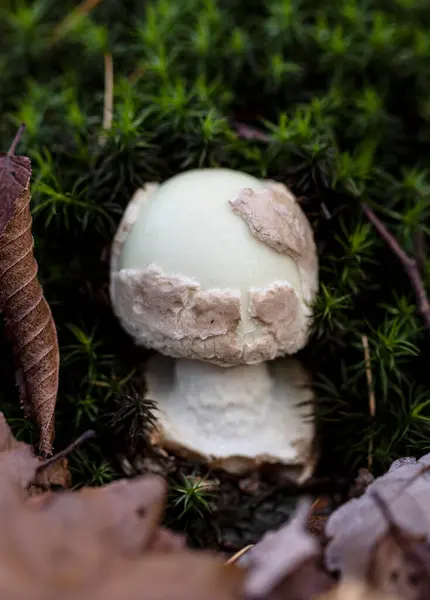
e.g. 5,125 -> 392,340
145,354 -> 316,477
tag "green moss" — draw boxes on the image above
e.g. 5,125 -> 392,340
1,0 -> 430,495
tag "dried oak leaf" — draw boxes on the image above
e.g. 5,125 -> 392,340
0,132 -> 59,456
0,412 -> 70,504
325,454 -> 430,594
0,464 -> 244,600
30,457 -> 71,493
241,498 -> 334,600
88,551 -> 245,600
317,579 -> 402,600
366,491 -> 430,600
0,411 -> 40,503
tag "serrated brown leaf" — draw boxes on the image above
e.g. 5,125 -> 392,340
0,151 -> 31,236
0,140 -> 59,456
243,499 -> 333,600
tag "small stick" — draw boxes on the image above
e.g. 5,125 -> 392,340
362,203 -> 430,332
36,429 -> 95,475
99,52 -> 114,146
226,545 -> 254,565
362,335 -> 376,471
413,230 -> 427,278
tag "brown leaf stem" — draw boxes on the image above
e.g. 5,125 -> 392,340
362,203 -> 430,332
7,123 -> 25,156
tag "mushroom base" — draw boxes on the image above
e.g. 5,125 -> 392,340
144,354 -> 316,477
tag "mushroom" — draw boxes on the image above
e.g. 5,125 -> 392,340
110,168 -> 319,477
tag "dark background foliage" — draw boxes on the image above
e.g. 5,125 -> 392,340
1,0 -> 430,536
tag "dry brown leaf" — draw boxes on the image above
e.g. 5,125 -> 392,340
365,491 -> 430,600
31,457 -> 72,491
367,530 -> 430,600
0,412 -> 72,505
0,129 -> 59,456
308,515 -> 328,539
318,579 -> 402,600
0,420 -> 234,598
0,458 -> 244,600
0,411 -> 41,503
147,526 -> 186,553
242,498 -> 333,600
88,552 -> 245,600
325,453 -> 430,582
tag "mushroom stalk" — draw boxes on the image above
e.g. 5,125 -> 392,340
145,354 -> 315,476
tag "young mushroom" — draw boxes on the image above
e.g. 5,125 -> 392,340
110,168 -> 319,477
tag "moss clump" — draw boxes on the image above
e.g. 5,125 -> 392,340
1,0 -> 430,517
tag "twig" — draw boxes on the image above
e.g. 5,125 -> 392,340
362,335 -> 376,471
7,123 -> 26,156
413,230 -> 427,278
52,0 -> 103,43
36,429 -> 95,474
99,52 -> 114,146
226,545 -> 254,565
362,203 -> 430,332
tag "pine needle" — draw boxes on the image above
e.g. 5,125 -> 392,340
362,203 -> 430,333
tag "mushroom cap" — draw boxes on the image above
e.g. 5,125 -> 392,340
110,168 -> 318,366
145,354 -> 316,476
